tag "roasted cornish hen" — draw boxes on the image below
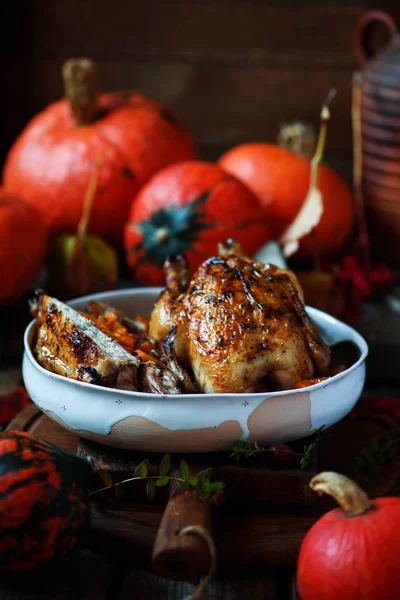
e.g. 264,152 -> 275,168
150,239 -> 331,393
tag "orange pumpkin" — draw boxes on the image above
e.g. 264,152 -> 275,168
0,190 -> 47,308
3,59 -> 197,247
219,143 -> 355,258
297,472 -> 400,600
124,160 -> 271,286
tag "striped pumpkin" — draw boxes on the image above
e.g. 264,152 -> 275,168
0,430 -> 92,570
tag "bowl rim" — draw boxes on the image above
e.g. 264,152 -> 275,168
23,287 -> 369,400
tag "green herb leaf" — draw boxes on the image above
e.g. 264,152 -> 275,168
196,468 -> 211,484
202,481 -> 224,500
134,460 -> 148,478
98,470 -> 113,488
159,454 -> 171,477
189,477 -> 198,487
179,481 -> 190,493
353,434 -> 399,481
196,486 -> 206,502
146,479 -> 156,502
156,476 -> 170,487
180,459 -> 189,481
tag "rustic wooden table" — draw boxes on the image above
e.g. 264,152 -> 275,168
1,401 -> 399,600
1,290 -> 400,600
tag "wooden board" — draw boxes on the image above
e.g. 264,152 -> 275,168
77,436 -> 318,509
6,404 -> 400,571
4,407 -> 300,599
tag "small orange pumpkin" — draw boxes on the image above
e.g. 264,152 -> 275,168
219,143 -> 355,258
124,160 -> 271,286
0,190 -> 47,308
297,471 -> 400,600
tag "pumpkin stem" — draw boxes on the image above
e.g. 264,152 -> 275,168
310,471 -> 371,517
308,89 -> 336,271
311,89 -> 336,192
62,58 -> 98,126
279,90 -> 335,259
277,121 -> 316,160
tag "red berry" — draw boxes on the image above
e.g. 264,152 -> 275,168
268,443 -> 296,466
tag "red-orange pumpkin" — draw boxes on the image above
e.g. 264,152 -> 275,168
0,190 -> 47,308
219,143 -> 355,258
297,471 -> 400,600
3,59 -> 197,247
124,160 -> 271,286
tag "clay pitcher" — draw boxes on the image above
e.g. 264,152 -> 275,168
355,11 -> 400,262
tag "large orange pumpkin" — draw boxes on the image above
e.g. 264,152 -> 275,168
124,160 -> 271,286
0,190 -> 47,308
219,143 -> 355,258
3,59 -> 197,247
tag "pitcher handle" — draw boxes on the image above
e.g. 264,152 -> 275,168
355,10 -> 398,66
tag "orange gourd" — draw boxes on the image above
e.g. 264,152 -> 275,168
0,190 -> 47,308
297,471 -> 400,600
3,59 -> 197,247
219,143 -> 355,258
124,160 -> 271,286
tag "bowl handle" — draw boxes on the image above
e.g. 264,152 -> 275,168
355,10 -> 398,66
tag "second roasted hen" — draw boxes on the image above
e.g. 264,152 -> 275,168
150,240 -> 331,394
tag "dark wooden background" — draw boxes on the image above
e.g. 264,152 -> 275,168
2,0 -> 400,179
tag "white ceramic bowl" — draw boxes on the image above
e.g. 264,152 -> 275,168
22,288 -> 368,453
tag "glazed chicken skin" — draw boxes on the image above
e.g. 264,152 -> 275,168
149,255 -> 191,368
150,240 -> 331,394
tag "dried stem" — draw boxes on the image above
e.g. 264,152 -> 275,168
89,475 -> 184,499
62,58 -> 98,126
279,91 -> 335,259
76,156 -> 104,243
352,71 -> 371,269
310,89 -> 336,189
310,471 -> 371,517
309,88 -> 336,270
67,157 -> 104,296
277,121 -> 316,160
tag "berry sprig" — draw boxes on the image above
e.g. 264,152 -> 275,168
230,425 -> 327,470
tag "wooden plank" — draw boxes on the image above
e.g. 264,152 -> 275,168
2,0 -> 400,166
119,566 -> 284,600
6,405 -> 78,455
0,550 -> 115,600
3,58 -> 354,153
17,1 -> 400,68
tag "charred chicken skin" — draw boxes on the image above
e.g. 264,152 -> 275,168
150,240 -> 331,393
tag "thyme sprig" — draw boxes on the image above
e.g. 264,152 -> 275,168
354,434 -> 399,481
90,455 -> 225,502
230,425 -> 327,470
300,426 -> 327,469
